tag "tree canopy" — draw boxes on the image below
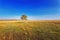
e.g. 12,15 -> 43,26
21,15 -> 27,20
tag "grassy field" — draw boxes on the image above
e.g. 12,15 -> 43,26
0,20 -> 60,40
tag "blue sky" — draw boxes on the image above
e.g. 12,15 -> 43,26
0,0 -> 60,20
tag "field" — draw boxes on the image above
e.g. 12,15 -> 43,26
0,20 -> 60,40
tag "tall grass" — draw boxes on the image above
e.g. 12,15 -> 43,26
0,21 -> 60,40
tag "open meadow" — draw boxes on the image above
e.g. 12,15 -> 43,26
0,20 -> 60,40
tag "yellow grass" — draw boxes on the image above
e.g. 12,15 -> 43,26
0,20 -> 60,40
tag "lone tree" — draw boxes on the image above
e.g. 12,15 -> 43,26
21,15 -> 27,20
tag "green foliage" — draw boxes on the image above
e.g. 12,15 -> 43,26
21,15 -> 27,20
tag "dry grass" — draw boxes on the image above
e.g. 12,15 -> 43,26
0,20 -> 60,40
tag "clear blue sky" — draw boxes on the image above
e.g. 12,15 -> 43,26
0,0 -> 60,20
